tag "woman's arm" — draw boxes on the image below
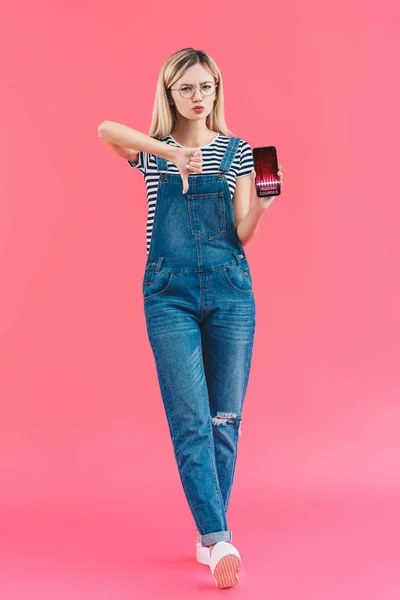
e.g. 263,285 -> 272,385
234,168 -> 283,246
98,120 -> 203,194
100,138 -> 142,161
97,120 -> 178,163
233,172 -> 265,246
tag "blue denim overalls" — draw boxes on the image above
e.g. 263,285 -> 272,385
142,137 -> 256,547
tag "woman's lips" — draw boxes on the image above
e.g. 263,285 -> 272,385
192,106 -> 204,112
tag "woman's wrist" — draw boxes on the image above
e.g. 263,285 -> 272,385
250,193 -> 267,216
166,144 -> 181,163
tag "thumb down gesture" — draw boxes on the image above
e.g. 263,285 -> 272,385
171,147 -> 203,194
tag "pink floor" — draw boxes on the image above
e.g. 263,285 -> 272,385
1,487 -> 398,599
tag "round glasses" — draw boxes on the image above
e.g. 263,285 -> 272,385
169,82 -> 218,99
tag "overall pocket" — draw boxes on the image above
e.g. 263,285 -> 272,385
223,263 -> 253,294
186,191 -> 226,239
142,270 -> 174,301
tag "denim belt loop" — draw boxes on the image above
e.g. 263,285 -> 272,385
155,257 -> 164,273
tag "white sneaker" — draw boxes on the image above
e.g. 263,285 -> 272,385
209,541 -> 241,589
196,535 -> 211,565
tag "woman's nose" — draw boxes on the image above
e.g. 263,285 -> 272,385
192,87 -> 203,100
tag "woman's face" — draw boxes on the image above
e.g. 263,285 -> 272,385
169,64 -> 217,121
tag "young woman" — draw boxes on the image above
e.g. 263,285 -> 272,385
98,47 -> 283,589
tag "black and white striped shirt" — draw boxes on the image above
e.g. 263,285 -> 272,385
127,132 -> 254,255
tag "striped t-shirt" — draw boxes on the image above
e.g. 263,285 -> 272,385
127,131 -> 254,255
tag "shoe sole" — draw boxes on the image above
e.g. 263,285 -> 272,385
213,553 -> 241,589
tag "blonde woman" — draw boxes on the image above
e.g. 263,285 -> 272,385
98,47 -> 283,589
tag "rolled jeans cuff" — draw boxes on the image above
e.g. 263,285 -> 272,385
200,530 -> 232,547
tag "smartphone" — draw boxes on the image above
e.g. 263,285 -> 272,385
252,146 -> 281,197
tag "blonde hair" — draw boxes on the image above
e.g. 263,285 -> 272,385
148,47 -> 236,140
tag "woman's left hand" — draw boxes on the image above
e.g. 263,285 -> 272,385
252,164 -> 284,210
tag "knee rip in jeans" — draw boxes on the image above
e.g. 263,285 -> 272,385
211,412 -> 242,436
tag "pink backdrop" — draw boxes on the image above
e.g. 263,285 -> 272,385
1,0 -> 399,598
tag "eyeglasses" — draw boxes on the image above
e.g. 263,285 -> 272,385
169,82 -> 218,99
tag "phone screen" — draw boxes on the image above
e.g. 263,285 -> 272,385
252,146 -> 281,197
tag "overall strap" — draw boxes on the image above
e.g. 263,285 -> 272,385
217,137 -> 241,180
156,152 -> 169,180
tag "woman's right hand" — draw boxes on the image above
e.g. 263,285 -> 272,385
170,147 -> 203,194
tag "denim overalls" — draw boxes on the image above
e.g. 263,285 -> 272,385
142,137 -> 256,547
